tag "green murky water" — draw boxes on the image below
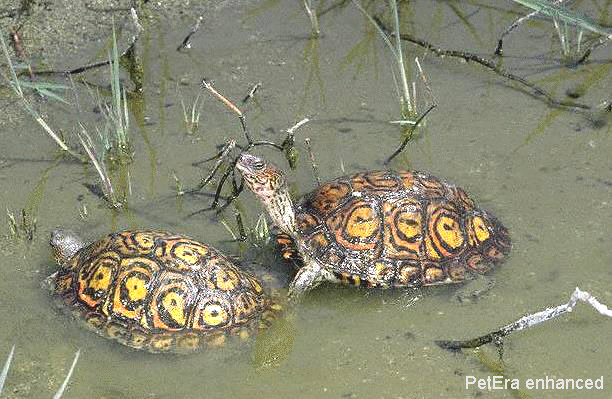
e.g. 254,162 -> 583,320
0,1 -> 611,398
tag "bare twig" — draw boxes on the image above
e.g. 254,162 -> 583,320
384,103 -> 436,165
395,30 -> 591,113
304,138 -> 321,186
191,138 -> 236,191
242,82 -> 262,104
36,9 -> 142,78
177,16 -> 203,51
281,117 -> 310,169
191,82 -> 305,212
287,117 -> 310,135
495,10 -> 539,55
201,79 -> 244,118
436,287 -> 612,351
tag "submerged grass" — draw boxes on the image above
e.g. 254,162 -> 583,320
351,0 -> 436,164
78,127 -> 122,208
6,208 -> 37,242
353,0 -> 414,121
513,0 -> 612,38
302,0 -> 320,38
0,345 -> 14,395
0,346 -> 80,398
507,0 -> 612,63
353,0 -> 436,130
0,36 -> 82,161
77,24 -> 134,208
3,22 -> 134,209
103,25 -> 132,166
178,85 -> 203,135
53,349 -> 81,399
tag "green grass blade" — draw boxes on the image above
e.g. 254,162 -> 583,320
352,0 -> 399,60
353,0 -> 414,115
1,35 -> 80,157
52,349 -> 80,399
0,36 -> 22,97
109,23 -> 127,148
390,0 -> 411,113
0,345 -> 15,395
35,88 -> 71,105
512,0 -> 612,38
15,81 -> 71,91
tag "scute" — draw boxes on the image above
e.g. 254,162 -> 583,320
51,230 -> 282,352
294,170 -> 511,288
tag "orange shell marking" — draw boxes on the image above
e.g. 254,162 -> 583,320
292,169 -> 510,288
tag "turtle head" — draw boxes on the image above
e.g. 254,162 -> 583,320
237,153 -> 287,197
237,153 -> 296,236
50,228 -> 86,266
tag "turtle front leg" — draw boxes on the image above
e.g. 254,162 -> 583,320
287,255 -> 334,301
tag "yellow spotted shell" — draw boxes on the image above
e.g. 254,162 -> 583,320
52,230 -> 281,353
291,170 -> 511,287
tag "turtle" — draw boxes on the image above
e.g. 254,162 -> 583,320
236,153 -> 511,299
49,229 -> 283,353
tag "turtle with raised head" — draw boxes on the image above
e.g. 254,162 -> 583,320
49,229 -> 284,353
236,153 -> 511,299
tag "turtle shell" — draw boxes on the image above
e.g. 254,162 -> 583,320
290,170 -> 511,287
51,230 -> 282,353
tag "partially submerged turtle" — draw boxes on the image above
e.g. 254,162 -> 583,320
236,153 -> 511,298
49,229 -> 283,353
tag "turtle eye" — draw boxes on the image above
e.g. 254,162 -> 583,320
252,160 -> 265,171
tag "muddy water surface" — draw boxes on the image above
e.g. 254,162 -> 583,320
0,1 -> 611,398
